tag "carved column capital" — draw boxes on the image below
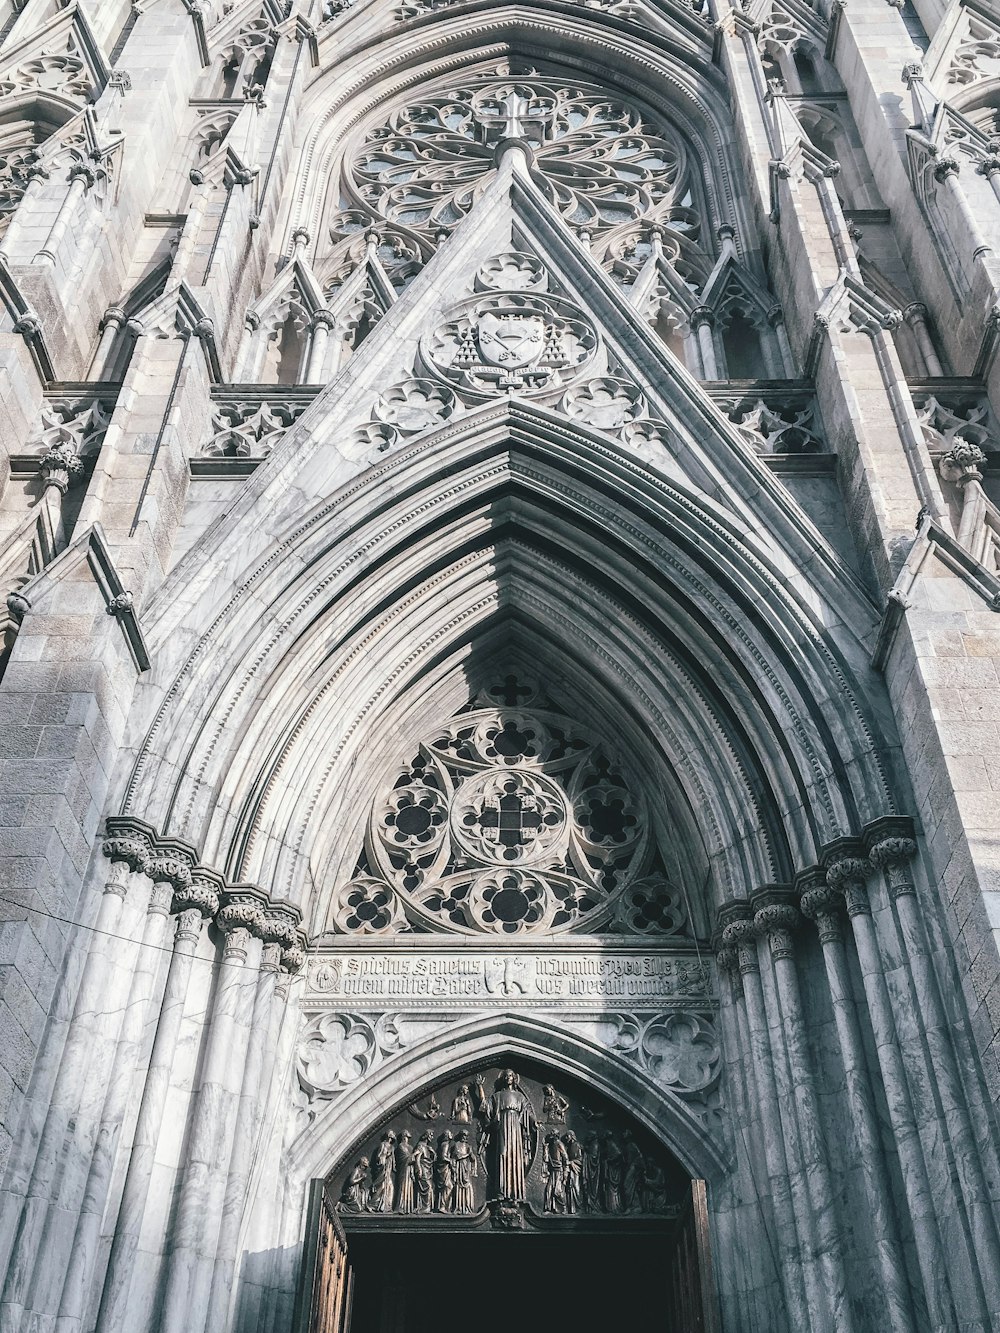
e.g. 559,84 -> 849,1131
867,835 -> 918,899
940,440 -> 986,486
260,941 -> 283,973
720,918 -> 759,974
933,156 -> 961,184
753,901 -> 798,960
69,162 -> 97,189
280,943 -> 306,973
690,305 -> 715,329
174,874 -> 220,919
799,882 -> 844,944
825,857 -> 870,916
100,305 -> 127,332
174,906 -> 206,945
145,855 -> 194,892
102,834 -> 151,876
41,444 -> 84,493
218,887 -> 268,957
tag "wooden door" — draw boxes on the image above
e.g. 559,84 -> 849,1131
294,1180 -> 353,1333
666,1179 -> 721,1333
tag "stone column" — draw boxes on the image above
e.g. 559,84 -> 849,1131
204,919 -> 301,1328
866,833 -> 1000,1317
54,857 -> 194,1333
89,307 -> 128,377
156,892 -> 265,1333
978,151 -> 1000,210
752,890 -> 855,1333
767,306 -> 795,376
825,855 -> 960,1330
716,940 -> 807,1325
718,912 -> 812,1326
690,306 -> 719,379
0,833 -> 149,1329
34,163 -> 97,265
798,874 -> 917,1333
93,878 -> 220,1333
304,311 -> 335,384
933,158 -> 992,264
902,304 -> 943,377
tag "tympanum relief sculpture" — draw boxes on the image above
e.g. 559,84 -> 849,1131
332,1065 -> 684,1229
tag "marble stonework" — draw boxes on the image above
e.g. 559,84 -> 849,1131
0,0 -> 999,1331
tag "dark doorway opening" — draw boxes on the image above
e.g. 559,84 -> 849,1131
347,1231 -> 669,1333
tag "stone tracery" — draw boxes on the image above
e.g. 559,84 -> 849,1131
348,76 -> 694,238
333,689 -> 683,937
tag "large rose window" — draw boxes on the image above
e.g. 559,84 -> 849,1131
330,692 -> 684,936
335,75 -> 700,247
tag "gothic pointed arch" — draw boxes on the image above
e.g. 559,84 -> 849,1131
122,152 -> 896,942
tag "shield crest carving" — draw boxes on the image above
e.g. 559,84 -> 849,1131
477,312 -> 545,367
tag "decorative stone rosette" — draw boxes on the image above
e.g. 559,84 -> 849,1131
332,703 -> 673,936
420,292 -> 598,399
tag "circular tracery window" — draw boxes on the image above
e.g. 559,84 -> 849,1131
341,75 -> 699,243
334,701 -> 661,936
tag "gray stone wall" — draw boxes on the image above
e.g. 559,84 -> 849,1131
0,0 -> 998,1330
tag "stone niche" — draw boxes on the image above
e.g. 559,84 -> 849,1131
328,1060 -> 688,1232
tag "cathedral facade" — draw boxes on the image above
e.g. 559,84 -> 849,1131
0,0 -> 999,1328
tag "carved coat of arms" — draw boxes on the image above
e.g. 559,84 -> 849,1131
476,313 -> 545,368
425,293 -> 597,396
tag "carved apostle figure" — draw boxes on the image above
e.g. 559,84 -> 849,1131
412,1131 -> 435,1212
395,1130 -> 415,1213
622,1131 -> 645,1213
370,1132 -> 396,1213
452,1130 -> 479,1212
563,1131 -> 582,1214
339,1157 -> 369,1212
451,1084 -> 474,1123
602,1132 -> 624,1214
543,1132 -> 569,1213
541,1085 -> 569,1124
476,1070 -> 537,1202
582,1131 -> 603,1212
435,1131 -> 456,1212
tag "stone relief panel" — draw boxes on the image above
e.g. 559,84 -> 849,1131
326,679 -> 689,937
327,1063 -> 690,1229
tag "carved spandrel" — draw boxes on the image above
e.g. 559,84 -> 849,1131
330,1063 -> 686,1229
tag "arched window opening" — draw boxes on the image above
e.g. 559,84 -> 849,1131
218,54 -> 241,100
323,72 -> 714,281
793,47 -> 822,95
0,102 -> 74,237
719,307 -> 767,379
262,300 -> 310,385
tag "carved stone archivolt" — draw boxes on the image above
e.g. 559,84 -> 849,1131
329,1063 -> 687,1229
330,681 -> 688,937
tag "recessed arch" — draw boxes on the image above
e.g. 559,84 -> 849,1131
125,400 -> 897,931
285,1010 -> 728,1187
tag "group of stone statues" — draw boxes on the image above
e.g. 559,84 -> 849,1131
337,1069 -> 671,1218
339,1127 -> 481,1215
542,1128 -> 669,1215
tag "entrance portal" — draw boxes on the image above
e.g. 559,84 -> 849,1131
348,1232 -> 671,1333
294,1062 -> 719,1333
